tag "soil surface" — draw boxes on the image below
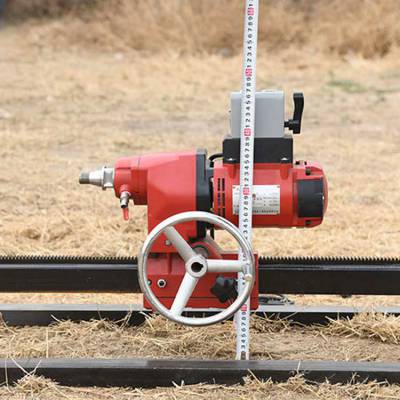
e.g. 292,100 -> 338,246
1,21 -> 400,399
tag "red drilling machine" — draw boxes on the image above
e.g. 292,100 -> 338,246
79,90 -> 328,326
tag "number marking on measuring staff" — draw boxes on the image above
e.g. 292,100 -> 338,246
235,0 -> 259,360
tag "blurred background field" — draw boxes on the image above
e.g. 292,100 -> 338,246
1,0 -> 400,257
0,1 -> 400,399
3,0 -> 400,58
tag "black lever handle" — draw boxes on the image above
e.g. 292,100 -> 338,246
284,92 -> 304,134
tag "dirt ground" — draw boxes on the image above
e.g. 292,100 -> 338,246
1,17 -> 400,399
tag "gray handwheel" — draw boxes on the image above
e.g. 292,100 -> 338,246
138,211 -> 255,326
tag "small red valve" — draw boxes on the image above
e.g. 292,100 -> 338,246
122,207 -> 129,221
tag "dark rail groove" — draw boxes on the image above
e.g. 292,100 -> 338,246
0,256 -> 400,294
1,303 -> 399,327
2,358 -> 400,387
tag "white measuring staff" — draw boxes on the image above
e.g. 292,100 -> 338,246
235,0 -> 259,360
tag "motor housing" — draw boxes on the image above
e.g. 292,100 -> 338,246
213,160 -> 327,229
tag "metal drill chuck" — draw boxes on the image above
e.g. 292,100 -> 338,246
79,166 -> 115,190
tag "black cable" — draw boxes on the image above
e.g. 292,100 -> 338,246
208,152 -> 223,167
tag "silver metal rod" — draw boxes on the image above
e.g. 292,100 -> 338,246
164,226 -> 197,263
170,273 -> 199,316
207,259 -> 245,273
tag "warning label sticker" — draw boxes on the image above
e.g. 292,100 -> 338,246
233,185 -> 280,215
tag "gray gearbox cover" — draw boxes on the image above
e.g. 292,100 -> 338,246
230,90 -> 285,138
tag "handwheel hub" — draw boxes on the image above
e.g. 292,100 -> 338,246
186,255 -> 208,278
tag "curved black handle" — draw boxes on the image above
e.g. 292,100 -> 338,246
284,92 -> 304,134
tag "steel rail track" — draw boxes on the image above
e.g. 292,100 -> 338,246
2,303 -> 400,387
2,358 -> 400,386
0,255 -> 400,294
1,303 -> 400,326
1,256 -> 400,387
0,303 -> 349,326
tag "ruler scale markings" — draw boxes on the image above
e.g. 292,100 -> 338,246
235,0 -> 259,360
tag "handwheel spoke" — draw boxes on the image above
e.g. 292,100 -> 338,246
170,273 -> 199,316
207,259 -> 246,273
164,226 -> 196,262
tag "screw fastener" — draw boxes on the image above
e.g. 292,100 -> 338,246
157,279 -> 167,288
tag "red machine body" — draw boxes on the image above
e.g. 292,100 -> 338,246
213,161 -> 327,228
113,151 -> 199,254
112,148 -> 328,309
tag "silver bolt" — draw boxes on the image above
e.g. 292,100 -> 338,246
165,239 -> 171,246
157,279 -> 167,288
120,191 -> 130,208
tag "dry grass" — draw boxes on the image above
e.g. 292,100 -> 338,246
324,313 -> 400,345
1,315 -> 400,398
0,315 -> 289,360
1,311 -> 400,397
4,0 -> 400,58
0,313 -> 399,361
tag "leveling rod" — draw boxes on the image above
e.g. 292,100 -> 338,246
236,0 -> 259,361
